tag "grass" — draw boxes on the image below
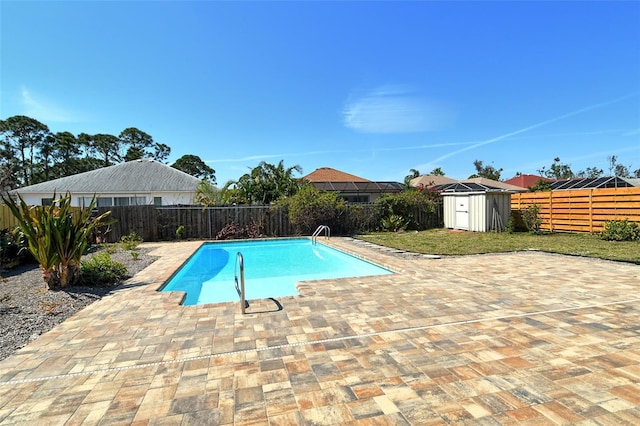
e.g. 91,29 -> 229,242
357,228 -> 640,264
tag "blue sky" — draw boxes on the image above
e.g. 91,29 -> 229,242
2,1 -> 639,185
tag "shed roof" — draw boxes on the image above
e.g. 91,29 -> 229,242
15,159 -> 201,194
461,177 -> 527,192
436,182 -> 517,193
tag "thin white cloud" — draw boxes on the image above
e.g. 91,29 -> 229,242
209,141 -> 475,164
342,85 -> 456,134
20,86 -> 76,122
416,92 -> 640,172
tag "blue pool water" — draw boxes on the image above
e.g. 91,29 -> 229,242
160,238 -> 392,306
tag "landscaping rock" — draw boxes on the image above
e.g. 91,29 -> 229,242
0,246 -> 156,362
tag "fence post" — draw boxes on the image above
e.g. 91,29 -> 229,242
208,207 -> 212,239
548,191 -> 553,231
589,190 -> 593,232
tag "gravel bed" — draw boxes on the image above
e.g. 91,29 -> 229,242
0,247 -> 157,362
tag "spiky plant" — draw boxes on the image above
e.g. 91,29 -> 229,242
1,192 -> 111,289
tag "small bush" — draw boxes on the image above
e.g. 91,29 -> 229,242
0,227 -> 32,268
215,220 -> 261,240
521,204 -> 542,234
275,186 -> 347,235
600,219 -> 640,241
102,243 -> 119,254
375,188 -> 441,231
380,214 -> 409,232
175,225 -> 185,240
80,253 -> 128,286
1,192 -> 112,289
120,232 -> 143,250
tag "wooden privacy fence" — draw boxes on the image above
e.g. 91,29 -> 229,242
0,204 -> 85,230
98,203 -> 443,242
1,202 -> 443,242
0,205 -> 19,230
511,187 -> 640,233
96,205 -> 291,242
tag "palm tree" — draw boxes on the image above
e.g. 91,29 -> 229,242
234,160 -> 302,204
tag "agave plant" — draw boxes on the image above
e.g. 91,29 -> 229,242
1,192 -> 111,289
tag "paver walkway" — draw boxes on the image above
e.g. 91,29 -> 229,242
0,238 -> 639,425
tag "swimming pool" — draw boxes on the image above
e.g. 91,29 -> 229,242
160,238 -> 392,306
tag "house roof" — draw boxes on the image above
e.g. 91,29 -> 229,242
310,181 -> 404,193
461,177 -> 527,192
436,182 -> 517,193
302,167 -> 370,182
548,176 -> 635,190
15,159 -> 201,194
410,174 -> 458,187
503,174 -> 551,188
623,178 -> 640,186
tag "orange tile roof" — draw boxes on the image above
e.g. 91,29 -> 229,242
503,174 -> 551,188
302,167 -> 371,182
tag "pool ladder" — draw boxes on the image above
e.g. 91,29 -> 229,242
311,225 -> 330,245
234,252 -> 249,314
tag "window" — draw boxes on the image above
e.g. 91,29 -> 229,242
131,197 -> 146,206
153,197 -> 162,206
79,197 -> 94,208
41,198 -> 53,206
342,194 -> 370,203
114,197 -> 130,206
97,198 -> 113,207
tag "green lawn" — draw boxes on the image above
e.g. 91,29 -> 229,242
357,228 -> 640,264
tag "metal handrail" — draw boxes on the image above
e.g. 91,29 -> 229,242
234,252 -> 249,314
311,225 -> 330,244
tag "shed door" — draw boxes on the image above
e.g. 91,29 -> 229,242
455,196 -> 469,230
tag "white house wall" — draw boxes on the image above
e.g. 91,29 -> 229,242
16,191 -> 196,207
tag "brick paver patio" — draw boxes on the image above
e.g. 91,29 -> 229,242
0,237 -> 639,425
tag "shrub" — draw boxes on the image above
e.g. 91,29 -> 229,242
0,227 -> 32,268
175,225 -> 185,240
102,243 -> 119,254
380,214 -> 409,232
79,252 -> 128,286
341,204 -> 383,235
600,219 -> 640,241
374,188 -> 441,230
215,220 -> 262,240
120,232 -> 143,250
275,186 -> 347,235
1,192 -> 111,289
521,204 -> 542,234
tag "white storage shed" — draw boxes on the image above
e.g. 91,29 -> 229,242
440,183 -> 513,232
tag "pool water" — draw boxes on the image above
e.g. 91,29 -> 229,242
160,238 -> 392,305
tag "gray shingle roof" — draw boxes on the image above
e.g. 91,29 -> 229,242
16,159 -> 201,193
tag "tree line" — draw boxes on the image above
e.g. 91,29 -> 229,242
0,115 -> 215,190
0,115 -> 312,206
404,156 -> 640,185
